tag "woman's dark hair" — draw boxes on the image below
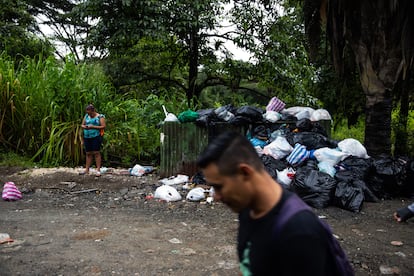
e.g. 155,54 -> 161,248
86,104 -> 95,111
197,131 -> 264,175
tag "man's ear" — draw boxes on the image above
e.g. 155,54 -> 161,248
238,163 -> 254,179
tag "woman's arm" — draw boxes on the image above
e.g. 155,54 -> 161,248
99,116 -> 106,129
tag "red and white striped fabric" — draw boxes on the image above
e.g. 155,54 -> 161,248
2,182 -> 22,201
266,97 -> 286,112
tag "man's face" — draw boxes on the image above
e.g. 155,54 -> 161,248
202,163 -> 252,213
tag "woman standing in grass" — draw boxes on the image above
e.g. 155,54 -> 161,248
80,104 -> 105,177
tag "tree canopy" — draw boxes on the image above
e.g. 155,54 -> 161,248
1,0 -> 413,161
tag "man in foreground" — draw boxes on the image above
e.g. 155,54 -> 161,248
197,131 -> 354,275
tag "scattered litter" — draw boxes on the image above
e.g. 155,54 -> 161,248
379,265 -> 400,275
159,174 -> 189,186
390,241 -> 403,246
129,164 -> 146,176
181,247 -> 196,256
145,193 -> 154,200
0,233 -> 13,244
154,185 -> 182,202
186,187 -> 206,201
2,182 -> 22,201
394,252 -> 406,258
168,238 -> 182,244
352,229 -> 364,237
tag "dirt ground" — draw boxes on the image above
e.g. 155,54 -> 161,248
0,166 -> 413,276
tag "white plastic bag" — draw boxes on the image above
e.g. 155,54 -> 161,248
313,147 -> 347,166
263,136 -> 293,160
281,106 -> 315,117
154,185 -> 182,202
130,164 -> 146,176
263,111 -> 281,123
337,138 -> 370,159
186,187 -> 206,201
295,109 -> 312,120
162,105 -> 179,122
159,174 -> 189,186
310,109 -> 332,121
254,146 -> 264,156
318,161 -> 336,177
276,168 -> 294,187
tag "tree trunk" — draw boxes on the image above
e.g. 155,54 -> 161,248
364,95 -> 392,157
354,43 -> 398,157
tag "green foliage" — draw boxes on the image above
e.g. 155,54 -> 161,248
101,91 -> 188,165
230,1 -> 320,107
0,52 -> 191,166
332,110 -> 414,157
0,53 -> 110,165
0,0 -> 57,60
0,151 -> 37,168
391,108 -> 414,157
331,117 -> 365,143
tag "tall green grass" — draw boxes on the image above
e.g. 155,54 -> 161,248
331,117 -> 365,143
0,53 -> 113,166
0,52 -> 189,166
332,112 -> 414,157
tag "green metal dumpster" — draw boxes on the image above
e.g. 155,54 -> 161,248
159,122 -> 245,177
159,120 -> 331,178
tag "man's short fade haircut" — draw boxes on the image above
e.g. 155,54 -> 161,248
197,131 -> 264,175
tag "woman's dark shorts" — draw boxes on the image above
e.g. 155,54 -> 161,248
84,136 -> 103,152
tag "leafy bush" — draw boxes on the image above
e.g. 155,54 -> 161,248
101,92 -> 188,166
331,117 -> 365,143
1,53 -> 190,167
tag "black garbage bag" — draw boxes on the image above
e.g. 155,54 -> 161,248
311,122 -> 329,137
260,155 -> 289,180
333,181 -> 365,212
291,160 -> 337,208
407,159 -> 414,194
191,171 -> 206,185
195,109 -> 219,127
366,155 -> 411,199
295,118 -> 328,137
296,118 -> 313,132
335,170 -> 378,203
252,125 -> 268,138
337,156 -> 373,180
280,113 -> 298,121
236,106 -> 264,120
229,106 -> 264,125
286,132 -> 338,150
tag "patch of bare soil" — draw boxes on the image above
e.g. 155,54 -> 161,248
0,167 -> 413,276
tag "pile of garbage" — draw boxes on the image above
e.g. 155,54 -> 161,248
251,118 -> 414,212
151,173 -> 213,204
163,102 -> 332,127
159,97 -> 414,212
